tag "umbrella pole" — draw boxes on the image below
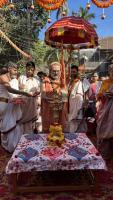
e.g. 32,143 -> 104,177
60,47 -> 66,88
78,48 -> 80,66
66,49 -> 72,85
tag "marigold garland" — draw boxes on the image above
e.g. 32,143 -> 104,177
39,0 -> 63,4
0,0 -> 7,7
35,0 -> 65,10
91,0 -> 113,8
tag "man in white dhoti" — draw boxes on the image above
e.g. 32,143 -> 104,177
0,62 -> 32,152
19,61 -> 40,134
68,65 -> 90,133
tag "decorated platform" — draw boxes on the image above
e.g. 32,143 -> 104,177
6,133 -> 106,174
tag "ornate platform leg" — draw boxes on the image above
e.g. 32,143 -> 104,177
9,174 -> 18,194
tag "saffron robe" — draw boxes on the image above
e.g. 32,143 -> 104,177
41,77 -> 68,133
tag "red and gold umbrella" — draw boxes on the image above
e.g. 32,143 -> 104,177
45,16 -> 98,88
45,16 -> 98,49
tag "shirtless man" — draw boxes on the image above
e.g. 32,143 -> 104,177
0,63 -> 32,152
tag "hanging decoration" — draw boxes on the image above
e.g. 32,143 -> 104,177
61,2 -> 67,16
62,10 -> 66,16
47,17 -> 52,23
47,11 -> 52,23
0,29 -> 31,59
8,0 -> 14,9
0,0 -> 7,7
86,0 -> 91,9
101,8 -> 106,19
0,0 -> 113,11
86,2 -> 91,9
35,0 -> 65,10
38,0 -> 64,3
31,0 -> 35,9
91,0 -> 113,8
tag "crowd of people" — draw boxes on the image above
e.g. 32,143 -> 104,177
0,60 -> 113,162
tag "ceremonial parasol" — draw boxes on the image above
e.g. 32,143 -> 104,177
45,16 -> 98,49
45,16 -> 98,88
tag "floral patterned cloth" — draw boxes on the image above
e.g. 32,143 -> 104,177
6,133 -> 107,174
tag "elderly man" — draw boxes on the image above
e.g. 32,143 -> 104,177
0,62 -> 32,152
41,62 -> 68,133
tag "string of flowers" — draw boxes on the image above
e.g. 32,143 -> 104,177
91,0 -> 113,8
38,0 -> 63,3
35,0 -> 65,10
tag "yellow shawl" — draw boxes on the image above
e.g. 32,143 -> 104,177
98,79 -> 113,98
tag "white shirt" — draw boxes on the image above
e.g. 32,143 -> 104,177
19,75 -> 40,93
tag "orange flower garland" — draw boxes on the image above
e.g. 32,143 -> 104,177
39,0 -> 63,3
91,0 -> 113,8
0,0 -> 7,7
35,0 -> 65,10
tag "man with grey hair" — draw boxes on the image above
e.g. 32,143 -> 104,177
41,61 -> 68,133
0,62 -> 33,152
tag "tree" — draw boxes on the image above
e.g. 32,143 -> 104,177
44,48 -> 60,65
0,29 -> 30,58
13,40 -> 51,74
17,41 -> 59,72
30,40 -> 50,69
56,1 -> 69,20
0,1 -> 48,65
77,7 -> 97,28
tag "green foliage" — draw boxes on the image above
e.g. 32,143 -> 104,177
30,41 -> 64,71
16,40 -> 60,72
56,1 -> 69,20
16,59 -> 27,75
78,7 -> 94,20
30,40 -> 50,70
44,48 -> 60,65
78,7 -> 97,28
